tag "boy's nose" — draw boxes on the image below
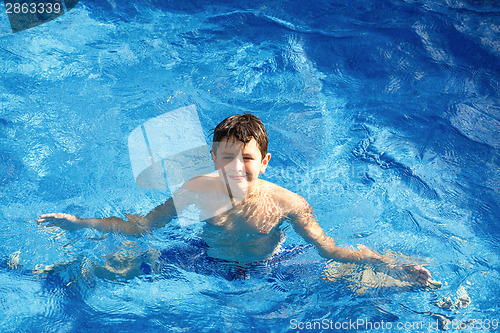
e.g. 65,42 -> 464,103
229,156 -> 244,172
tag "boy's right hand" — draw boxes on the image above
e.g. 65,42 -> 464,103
37,213 -> 85,231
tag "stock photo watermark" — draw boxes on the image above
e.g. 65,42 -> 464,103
3,0 -> 79,32
290,318 -> 499,331
265,162 -> 372,197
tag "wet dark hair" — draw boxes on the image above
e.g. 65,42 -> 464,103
212,113 -> 268,159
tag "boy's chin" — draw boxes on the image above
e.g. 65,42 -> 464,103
227,182 -> 248,190
225,181 -> 249,194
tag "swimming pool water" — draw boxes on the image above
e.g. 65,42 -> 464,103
0,0 -> 498,332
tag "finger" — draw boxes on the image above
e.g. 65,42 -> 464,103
37,220 -> 56,228
417,275 -> 427,284
416,265 -> 431,276
419,279 -> 429,287
38,213 -> 69,222
37,216 -> 66,225
418,269 -> 431,281
417,273 -> 431,286
37,219 -> 55,226
39,213 -> 60,218
37,217 -> 53,224
37,216 -> 58,222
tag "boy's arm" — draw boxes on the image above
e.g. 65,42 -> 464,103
289,200 -> 385,264
289,197 -> 431,285
37,197 -> 177,236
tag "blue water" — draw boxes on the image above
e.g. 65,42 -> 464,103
0,0 -> 499,332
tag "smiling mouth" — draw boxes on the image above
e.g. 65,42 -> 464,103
228,175 -> 246,181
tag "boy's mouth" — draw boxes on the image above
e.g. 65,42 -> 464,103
228,175 -> 247,181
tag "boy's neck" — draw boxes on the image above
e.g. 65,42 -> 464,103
224,179 -> 262,199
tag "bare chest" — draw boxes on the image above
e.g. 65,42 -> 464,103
205,194 -> 285,234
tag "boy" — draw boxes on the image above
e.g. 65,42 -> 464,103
38,114 -> 431,285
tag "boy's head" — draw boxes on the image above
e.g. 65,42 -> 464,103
211,114 -> 271,194
212,114 -> 268,160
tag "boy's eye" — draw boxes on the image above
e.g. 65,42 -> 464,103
220,155 -> 252,161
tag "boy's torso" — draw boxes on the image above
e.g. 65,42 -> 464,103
181,175 -> 298,262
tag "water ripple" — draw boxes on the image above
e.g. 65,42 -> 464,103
352,134 -> 439,200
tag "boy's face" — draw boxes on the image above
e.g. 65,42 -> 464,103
211,136 -> 271,195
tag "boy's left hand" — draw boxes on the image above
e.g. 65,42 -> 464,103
381,263 -> 431,287
357,245 -> 432,286
402,264 -> 432,286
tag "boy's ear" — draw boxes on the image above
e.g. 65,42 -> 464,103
211,149 -> 219,170
260,153 -> 271,174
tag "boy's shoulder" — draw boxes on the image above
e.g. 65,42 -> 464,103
183,173 -> 223,193
259,180 -> 310,215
